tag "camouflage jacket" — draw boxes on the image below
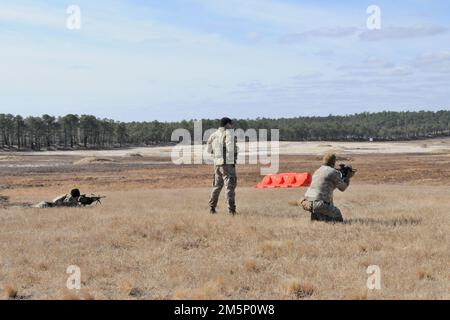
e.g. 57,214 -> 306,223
51,194 -> 80,207
304,165 -> 349,203
207,127 -> 239,166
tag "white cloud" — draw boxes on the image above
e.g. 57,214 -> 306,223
280,27 -> 359,43
1,0 -> 449,120
0,3 -> 64,28
338,57 -> 395,71
382,66 -> 413,77
191,0 -> 353,30
337,57 -> 413,78
291,71 -> 323,80
414,51 -> 450,72
359,25 -> 447,41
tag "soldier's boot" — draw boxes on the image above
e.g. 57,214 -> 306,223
311,201 -> 344,223
210,207 -> 217,214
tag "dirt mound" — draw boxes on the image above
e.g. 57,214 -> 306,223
314,153 -> 352,162
126,153 -> 143,158
434,149 -> 450,154
318,144 -> 333,147
0,196 -> 9,206
0,156 -> 19,161
73,157 -> 115,165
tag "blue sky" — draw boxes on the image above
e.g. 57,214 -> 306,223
1,0 -> 450,121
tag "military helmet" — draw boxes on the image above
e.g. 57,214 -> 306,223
323,153 -> 337,167
70,188 -> 81,198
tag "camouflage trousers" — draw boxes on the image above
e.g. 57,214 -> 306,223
310,200 -> 344,223
209,165 -> 237,211
35,201 -> 53,209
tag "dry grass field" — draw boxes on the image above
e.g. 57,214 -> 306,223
0,143 -> 449,300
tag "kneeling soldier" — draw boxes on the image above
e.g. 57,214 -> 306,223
299,153 -> 354,223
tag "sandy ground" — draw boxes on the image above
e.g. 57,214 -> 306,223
2,152 -> 450,205
7,138 -> 450,158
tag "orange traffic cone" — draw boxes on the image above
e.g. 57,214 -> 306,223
256,173 -> 312,189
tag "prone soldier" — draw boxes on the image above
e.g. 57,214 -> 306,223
35,189 -> 105,208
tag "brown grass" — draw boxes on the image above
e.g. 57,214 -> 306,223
0,183 -> 448,300
173,279 -> 226,300
244,259 -> 260,273
345,289 -> 368,300
62,289 -> 81,300
80,289 -> 95,300
286,281 -> 315,299
4,153 -> 450,205
61,289 -> 95,300
417,270 -> 435,281
1,150 -> 450,300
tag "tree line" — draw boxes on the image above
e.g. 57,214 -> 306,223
1,111 -> 450,150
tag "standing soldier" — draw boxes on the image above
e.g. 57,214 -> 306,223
299,153 -> 355,222
207,117 -> 239,215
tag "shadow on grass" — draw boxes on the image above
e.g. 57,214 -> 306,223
343,217 -> 422,227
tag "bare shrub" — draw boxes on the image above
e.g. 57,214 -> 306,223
286,281 -> 315,299
4,285 -> 18,299
244,259 -> 260,273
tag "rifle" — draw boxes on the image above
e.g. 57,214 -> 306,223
78,194 -> 106,206
338,164 -> 357,180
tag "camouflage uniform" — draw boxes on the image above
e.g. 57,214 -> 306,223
209,164 -> 237,212
35,194 -> 80,209
303,165 -> 349,222
207,127 -> 239,212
